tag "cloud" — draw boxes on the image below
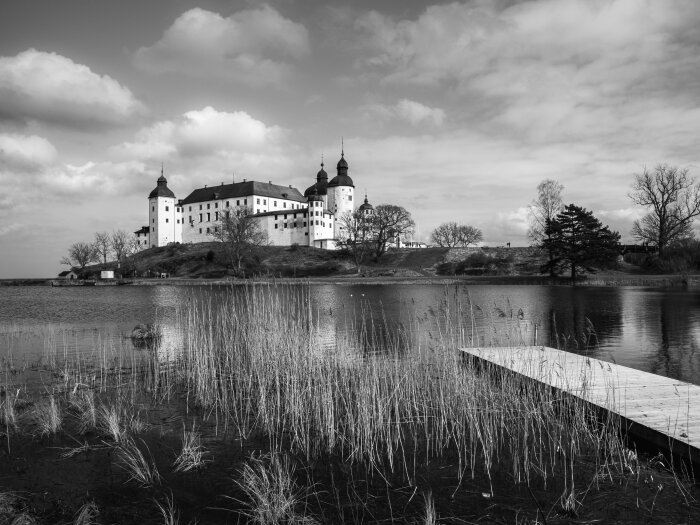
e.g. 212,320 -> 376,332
114,106 -> 286,158
112,106 -> 297,191
0,133 -> 58,172
0,49 -> 145,128
134,6 -> 309,85
0,223 -> 24,237
354,1 -> 700,151
364,99 -> 445,127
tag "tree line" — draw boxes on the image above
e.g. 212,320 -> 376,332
61,230 -> 140,272
61,162 -> 700,278
528,163 -> 700,277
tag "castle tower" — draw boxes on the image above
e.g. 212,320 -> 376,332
327,148 -> 355,221
307,189 -> 325,245
148,170 -> 177,247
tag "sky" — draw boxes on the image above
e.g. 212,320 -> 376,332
2,0 -> 700,278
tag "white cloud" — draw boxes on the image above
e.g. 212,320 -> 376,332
114,105 -> 288,162
0,49 -> 145,128
134,6 -> 309,85
354,1 -> 700,152
364,99 -> 445,127
112,106 -> 302,192
0,223 -> 24,237
0,133 -> 58,171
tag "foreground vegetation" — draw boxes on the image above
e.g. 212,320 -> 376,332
1,285 -> 699,523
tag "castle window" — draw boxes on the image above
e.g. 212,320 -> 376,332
199,205 -> 202,210
214,227 -> 218,233
207,213 -> 210,221
263,199 -> 267,204
189,206 -> 192,212
284,223 -> 288,228
226,211 -> 230,218
283,202 -> 286,208
275,224 -> 278,229
348,195 -> 352,201
305,232 -> 308,236
199,214 -> 202,222
244,199 -> 247,205
226,201 -> 230,207
237,200 -> 240,206
303,221 -> 307,227
199,228 -> 202,234
293,221 -> 297,228
166,218 -> 169,223
206,227 -> 210,234
256,198 -> 260,204
284,214 -> 287,219
207,204 -> 210,209
151,227 -> 154,232
315,220 -> 319,225
152,206 -> 154,212
215,203 -> 218,209
257,209 -> 260,213
215,212 -> 219,220
274,200 -> 277,206
177,219 -> 180,224
165,206 -> 169,211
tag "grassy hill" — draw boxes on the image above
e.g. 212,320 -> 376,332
75,243 -> 549,280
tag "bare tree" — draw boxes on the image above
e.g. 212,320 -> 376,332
528,179 -> 564,277
61,242 -> 97,269
528,179 -> 564,244
337,210 -> 373,272
371,204 -> 415,260
93,231 -> 110,264
431,222 -> 483,247
110,230 -> 131,262
629,164 -> 700,256
211,207 -> 268,272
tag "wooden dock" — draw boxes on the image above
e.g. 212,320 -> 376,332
462,346 -> 700,468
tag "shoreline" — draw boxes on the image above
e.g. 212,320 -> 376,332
2,272 -> 697,287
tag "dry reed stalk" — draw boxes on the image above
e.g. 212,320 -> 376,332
170,284 -> 634,494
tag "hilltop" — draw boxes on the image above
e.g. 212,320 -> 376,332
74,243 -> 549,280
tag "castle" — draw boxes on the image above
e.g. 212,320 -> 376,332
135,150 -> 374,250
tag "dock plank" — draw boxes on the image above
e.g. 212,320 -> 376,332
462,346 -> 700,464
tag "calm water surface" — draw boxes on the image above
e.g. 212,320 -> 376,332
1,283 -> 699,385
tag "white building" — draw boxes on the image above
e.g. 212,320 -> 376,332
143,151 -> 367,249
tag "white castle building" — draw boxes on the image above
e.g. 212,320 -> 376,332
135,151 -> 374,250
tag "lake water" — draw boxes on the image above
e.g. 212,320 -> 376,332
1,283 -> 700,386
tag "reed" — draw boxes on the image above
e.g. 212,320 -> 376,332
171,283 -> 633,495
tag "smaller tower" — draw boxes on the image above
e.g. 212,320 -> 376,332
148,169 -> 177,247
327,147 -> 354,217
307,189 -> 325,246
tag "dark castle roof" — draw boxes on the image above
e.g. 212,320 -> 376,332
328,153 -> 354,188
148,174 -> 175,199
181,180 -> 306,205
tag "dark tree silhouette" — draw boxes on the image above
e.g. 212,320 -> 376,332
542,204 -> 620,280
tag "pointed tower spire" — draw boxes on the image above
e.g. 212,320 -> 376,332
341,137 -> 344,157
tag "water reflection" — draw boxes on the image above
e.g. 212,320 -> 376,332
2,284 -> 700,385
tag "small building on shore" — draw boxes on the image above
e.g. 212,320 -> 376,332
58,270 -> 78,280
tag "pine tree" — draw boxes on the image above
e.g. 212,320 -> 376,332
542,204 -> 621,280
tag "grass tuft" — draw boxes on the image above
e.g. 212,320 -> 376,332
235,452 -> 317,525
31,395 -> 62,437
115,436 -> 161,487
172,422 -> 210,473
73,501 -> 99,525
